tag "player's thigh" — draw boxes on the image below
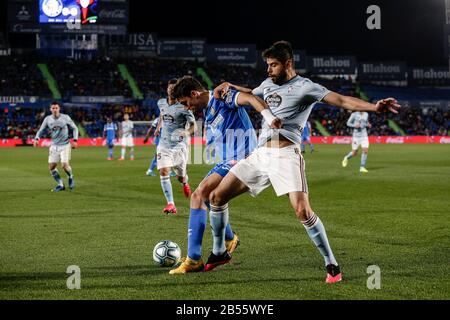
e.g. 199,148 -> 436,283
209,172 -> 249,206
172,148 -> 188,177
196,173 -> 223,199
60,144 -> 71,163
351,138 -> 360,150
157,147 -> 175,169
268,146 -> 308,196
361,137 -> 369,150
48,145 -> 61,164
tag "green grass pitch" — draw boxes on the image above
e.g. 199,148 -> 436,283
0,144 -> 449,299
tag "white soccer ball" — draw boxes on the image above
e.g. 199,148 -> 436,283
152,240 -> 181,267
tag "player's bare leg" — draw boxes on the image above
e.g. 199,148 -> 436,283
342,149 -> 358,167
360,147 -> 369,173
205,173 -> 249,272
288,191 -> 341,283
159,167 -> 176,214
49,162 -> 64,192
61,162 -> 75,190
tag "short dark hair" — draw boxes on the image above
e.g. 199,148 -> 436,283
50,101 -> 60,107
168,78 -> 178,85
172,76 -> 205,99
262,40 -> 294,64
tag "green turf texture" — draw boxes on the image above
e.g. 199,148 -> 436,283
0,145 -> 449,300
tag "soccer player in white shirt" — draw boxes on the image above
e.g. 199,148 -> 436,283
342,111 -> 372,173
119,113 -> 135,161
204,41 -> 400,283
33,102 -> 79,192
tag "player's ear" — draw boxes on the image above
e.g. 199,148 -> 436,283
286,58 -> 293,69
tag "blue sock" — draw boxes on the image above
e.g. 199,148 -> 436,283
302,213 -> 338,266
361,153 -> 368,167
345,151 -> 353,159
51,169 -> 63,186
149,155 -> 157,171
225,223 -> 234,241
160,175 -> 174,204
108,147 -> 113,158
187,208 -> 207,261
210,204 -> 229,255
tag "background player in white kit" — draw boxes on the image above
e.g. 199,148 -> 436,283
119,113 -> 135,161
33,102 -> 79,192
206,41 -> 400,283
157,79 -> 196,214
342,111 -> 371,173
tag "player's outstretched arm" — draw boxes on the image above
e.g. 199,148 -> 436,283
143,127 -> 153,144
237,92 -> 282,129
213,82 -> 252,99
33,117 -> 48,147
323,92 -> 401,114
66,116 -> 79,148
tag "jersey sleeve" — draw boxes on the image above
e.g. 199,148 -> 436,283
65,115 -> 79,140
222,89 -> 241,109
347,113 -> 357,128
35,116 -> 48,140
304,81 -> 331,103
252,85 -> 264,98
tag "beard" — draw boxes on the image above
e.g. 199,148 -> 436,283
270,69 -> 288,85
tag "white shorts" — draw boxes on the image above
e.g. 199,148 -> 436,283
230,145 -> 308,197
156,146 -> 188,177
352,136 -> 369,150
121,136 -> 134,147
48,144 -> 71,164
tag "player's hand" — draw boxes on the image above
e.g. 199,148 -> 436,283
33,140 -> 38,147
367,123 -> 372,128
213,82 -> 232,99
270,118 -> 282,129
71,141 -> 78,149
355,123 -> 361,128
375,98 -> 401,114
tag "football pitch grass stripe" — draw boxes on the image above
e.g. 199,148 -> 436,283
0,145 -> 449,299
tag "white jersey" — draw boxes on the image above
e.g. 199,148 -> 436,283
121,120 -> 134,138
35,113 -> 79,146
347,112 -> 369,138
252,75 -> 330,147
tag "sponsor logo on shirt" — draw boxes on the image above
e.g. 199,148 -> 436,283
163,114 -> 175,123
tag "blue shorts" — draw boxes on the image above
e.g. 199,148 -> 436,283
205,160 -> 238,179
106,140 -> 115,148
301,135 -> 311,142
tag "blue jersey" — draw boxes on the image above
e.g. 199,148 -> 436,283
204,90 -> 257,162
104,122 -> 117,141
302,121 -> 311,140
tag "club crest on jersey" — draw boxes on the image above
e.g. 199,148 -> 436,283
265,93 -> 282,109
223,90 -> 234,105
163,114 -> 175,123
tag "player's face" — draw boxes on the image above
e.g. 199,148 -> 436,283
50,104 -> 60,117
124,114 -> 129,121
266,57 -> 289,85
167,84 -> 175,99
178,92 -> 201,110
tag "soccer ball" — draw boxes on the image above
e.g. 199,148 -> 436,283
152,240 -> 181,267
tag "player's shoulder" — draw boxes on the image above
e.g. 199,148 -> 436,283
61,113 -> 72,120
157,98 -> 168,108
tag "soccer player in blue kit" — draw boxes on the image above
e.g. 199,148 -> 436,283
207,41 -> 400,283
168,76 -> 281,274
301,120 -> 314,153
144,118 -> 161,176
103,117 -> 118,160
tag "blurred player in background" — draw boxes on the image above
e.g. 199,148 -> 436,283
208,41 -> 400,283
103,117 -> 118,160
119,113 -> 135,161
144,118 -> 160,176
33,102 -> 78,192
301,120 -> 314,153
169,76 -> 280,274
342,111 -> 371,173
157,79 -> 196,214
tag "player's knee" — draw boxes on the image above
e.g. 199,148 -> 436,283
190,189 -> 203,208
209,189 -> 225,206
295,205 -> 312,221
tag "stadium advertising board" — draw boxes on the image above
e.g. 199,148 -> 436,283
358,61 -> 407,80
71,96 -> 125,103
0,96 -> 40,104
408,67 -> 450,85
2,136 -> 449,148
158,38 -> 206,59
307,56 -> 356,74
8,0 -> 128,34
206,44 -> 256,66
103,33 -> 158,57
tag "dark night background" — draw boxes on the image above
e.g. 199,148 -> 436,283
1,0 -> 447,66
